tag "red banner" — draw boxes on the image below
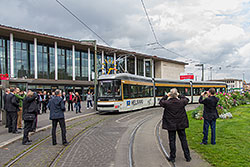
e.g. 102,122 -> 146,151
0,73 -> 9,80
180,75 -> 194,80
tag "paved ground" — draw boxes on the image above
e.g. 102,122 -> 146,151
0,101 -> 94,147
0,104 -> 212,167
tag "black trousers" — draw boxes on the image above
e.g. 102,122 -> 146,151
168,129 -> 190,160
42,102 -> 47,113
7,112 -> 18,133
52,118 -> 67,144
32,115 -> 37,131
68,101 -> 73,111
5,111 -> 9,128
23,120 -> 33,144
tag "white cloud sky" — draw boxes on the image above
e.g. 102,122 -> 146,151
0,0 -> 250,81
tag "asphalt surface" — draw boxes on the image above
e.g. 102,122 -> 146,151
0,104 -> 211,167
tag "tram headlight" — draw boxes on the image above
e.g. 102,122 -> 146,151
115,105 -> 119,109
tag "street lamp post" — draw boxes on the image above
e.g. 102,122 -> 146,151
195,64 -> 204,81
81,40 -> 97,111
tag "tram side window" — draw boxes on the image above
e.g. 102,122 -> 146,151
156,87 -> 171,97
123,84 -> 130,99
137,85 -> 143,98
144,86 -> 153,97
130,85 -> 138,98
193,88 -> 200,95
114,80 -> 121,97
177,87 -> 185,96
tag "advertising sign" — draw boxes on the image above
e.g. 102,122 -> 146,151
180,74 -> 194,80
0,73 -> 9,80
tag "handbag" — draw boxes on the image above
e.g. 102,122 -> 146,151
23,113 -> 35,121
28,101 -> 38,113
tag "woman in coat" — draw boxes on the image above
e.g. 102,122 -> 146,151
22,91 -> 38,145
159,88 -> 191,163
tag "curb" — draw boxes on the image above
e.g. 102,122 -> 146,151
0,112 -> 96,148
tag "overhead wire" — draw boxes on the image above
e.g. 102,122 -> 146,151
55,0 -> 111,46
139,0 -> 188,60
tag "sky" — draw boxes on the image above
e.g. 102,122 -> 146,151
0,0 -> 250,82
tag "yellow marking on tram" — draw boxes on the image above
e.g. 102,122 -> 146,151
155,83 -> 190,87
122,80 -> 153,86
193,85 -> 226,88
98,100 -> 123,102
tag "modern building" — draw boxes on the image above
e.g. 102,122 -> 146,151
0,24 -> 187,108
210,79 -> 243,91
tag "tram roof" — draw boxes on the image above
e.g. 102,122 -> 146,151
98,73 -> 153,82
154,78 -> 227,85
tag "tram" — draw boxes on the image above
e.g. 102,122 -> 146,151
97,73 -> 227,112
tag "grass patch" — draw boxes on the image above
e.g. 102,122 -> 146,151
186,105 -> 250,167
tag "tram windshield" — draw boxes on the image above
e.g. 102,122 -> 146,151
98,80 -> 121,99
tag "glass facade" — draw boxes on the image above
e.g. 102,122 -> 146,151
75,51 -> 81,80
49,47 -> 55,79
0,38 -> 6,74
14,40 -> 34,78
57,48 -> 66,80
0,35 -> 155,82
137,58 -> 144,76
66,50 -> 72,80
145,61 -> 152,77
81,51 -> 88,80
127,57 -> 135,74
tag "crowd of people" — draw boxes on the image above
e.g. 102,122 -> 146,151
3,87 -> 93,145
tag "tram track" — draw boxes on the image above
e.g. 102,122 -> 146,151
128,113 -> 176,167
128,115 -> 153,167
4,114 -> 107,167
156,120 -> 176,167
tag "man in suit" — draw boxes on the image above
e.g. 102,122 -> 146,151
41,91 -> 48,113
48,89 -> 68,146
3,88 -> 10,128
199,88 -> 219,145
159,88 -> 191,163
5,88 -> 20,134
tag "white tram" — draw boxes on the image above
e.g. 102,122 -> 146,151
97,73 -> 227,112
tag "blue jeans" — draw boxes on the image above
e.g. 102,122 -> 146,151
75,102 -> 81,113
202,119 -> 216,144
87,100 -> 93,108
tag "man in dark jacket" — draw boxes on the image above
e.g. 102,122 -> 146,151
22,91 -> 38,145
159,88 -> 191,163
199,88 -> 219,145
41,91 -> 48,113
3,88 -> 10,128
48,89 -> 68,146
5,88 -> 20,134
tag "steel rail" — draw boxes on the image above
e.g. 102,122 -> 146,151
128,116 -> 153,167
156,120 -> 176,167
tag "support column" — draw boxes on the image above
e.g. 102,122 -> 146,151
143,59 -> 146,77
151,59 -> 154,78
10,33 -> 14,78
55,42 -> 58,80
72,45 -> 75,81
88,48 -> 91,81
34,38 -> 38,79
114,52 -> 116,74
125,56 -> 127,73
135,56 -> 137,75
102,51 -> 104,74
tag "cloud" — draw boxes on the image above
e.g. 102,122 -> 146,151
0,0 -> 250,81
